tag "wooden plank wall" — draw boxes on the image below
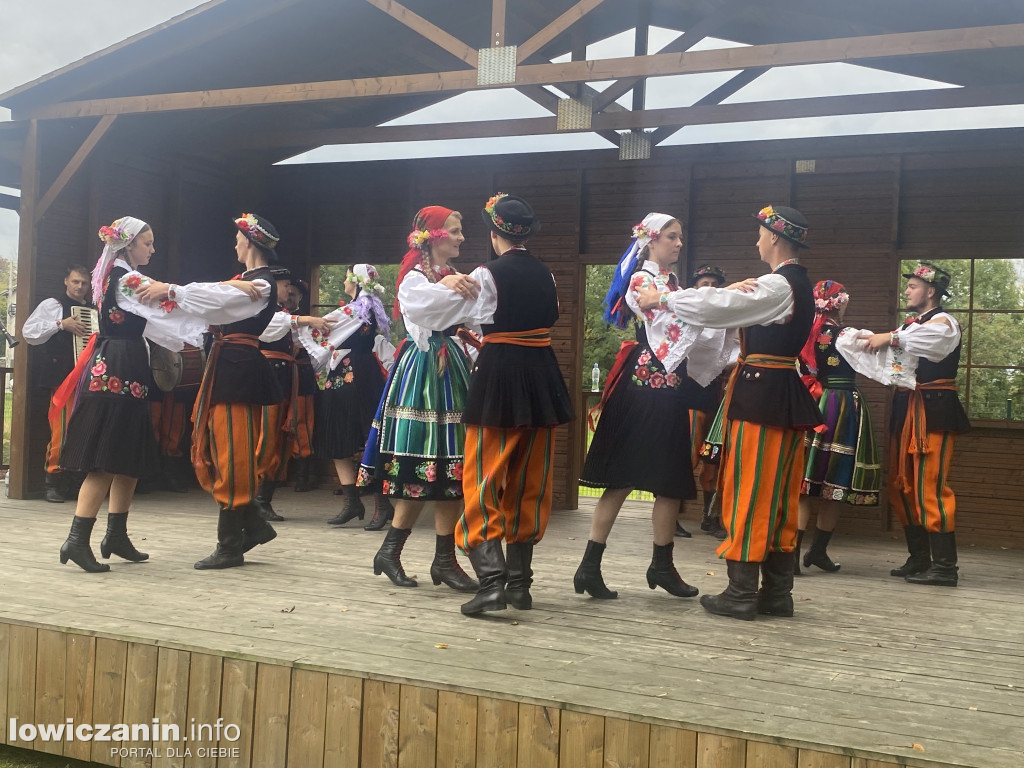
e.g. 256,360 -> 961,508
0,621 -> 913,768
268,135 -> 1024,544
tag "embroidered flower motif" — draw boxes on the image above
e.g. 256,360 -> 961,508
407,228 -> 451,250
827,355 -> 840,367
106,377 -> 123,394
635,365 -> 650,382
817,332 -> 831,346
343,372 -> 354,383
650,372 -> 665,389
385,461 -> 399,477
446,461 -> 464,481
159,299 -> 179,313
89,377 -> 103,391
91,360 -> 107,376
108,308 -> 126,325
415,462 -> 438,482
357,467 -> 371,486
637,351 -> 651,365
665,373 -> 679,388
125,275 -> 142,290
666,324 -> 681,343
381,479 -> 391,495
129,382 -> 144,398
445,484 -> 462,498
404,483 -> 424,499
631,222 -> 661,242
654,340 -> 669,361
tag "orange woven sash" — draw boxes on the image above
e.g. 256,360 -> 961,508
896,378 -> 957,492
482,328 -> 551,347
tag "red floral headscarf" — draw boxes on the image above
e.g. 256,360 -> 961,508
800,280 -> 850,375
394,205 -> 455,318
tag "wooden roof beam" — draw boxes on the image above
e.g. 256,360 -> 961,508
235,83 -> 1024,147
361,0 -> 479,67
21,23 -> 1024,120
0,192 -> 19,212
491,0 -> 506,48
516,0 -> 607,63
34,115 -> 116,222
648,67 -> 767,145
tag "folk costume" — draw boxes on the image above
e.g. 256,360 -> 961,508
289,278 -> 316,492
576,215 -> 733,602
796,281 -> 881,573
653,206 -> 823,620
400,194 -> 575,615
836,262 -> 969,587
357,206 -> 477,593
23,279 -> 94,502
190,213 -> 291,570
301,264 -> 395,528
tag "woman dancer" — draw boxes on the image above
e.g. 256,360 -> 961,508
575,214 -> 732,600
797,280 -> 881,573
302,264 -> 395,529
357,207 -> 477,592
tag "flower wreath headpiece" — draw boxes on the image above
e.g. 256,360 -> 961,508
812,279 -> 849,314
347,264 -> 386,296
407,227 -> 450,251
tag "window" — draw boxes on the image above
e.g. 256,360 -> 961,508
899,258 -> 1024,422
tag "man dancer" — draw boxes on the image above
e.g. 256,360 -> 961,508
636,205 -> 823,620
844,262 -> 969,586
23,264 -> 94,502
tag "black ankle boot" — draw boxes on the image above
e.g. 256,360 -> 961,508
646,542 -> 698,598
573,540 -> 618,599
364,494 -> 394,531
100,512 -> 149,562
905,531 -> 958,586
505,542 -> 534,609
891,525 -> 931,577
327,485 -> 365,526
674,521 -> 692,538
803,529 -> 841,572
757,550 -> 796,616
60,516 -> 110,573
45,473 -> 66,503
252,480 -> 284,522
461,539 -> 508,616
700,560 -> 759,620
699,491 -> 727,538
430,534 -> 478,592
194,509 -> 245,570
373,527 -> 417,587
241,504 -> 278,553
293,457 -> 312,492
794,529 -> 804,576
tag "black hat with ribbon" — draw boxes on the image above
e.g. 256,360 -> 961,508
234,212 -> 280,256
753,205 -> 810,249
903,261 -> 952,297
481,193 -> 541,240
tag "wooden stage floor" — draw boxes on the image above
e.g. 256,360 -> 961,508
1,489 -> 1022,768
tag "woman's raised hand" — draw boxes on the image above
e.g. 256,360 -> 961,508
220,280 -> 263,301
440,273 -> 480,299
725,278 -> 758,294
135,280 -> 169,305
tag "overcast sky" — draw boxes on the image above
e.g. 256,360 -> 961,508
2,0 -> 1024,264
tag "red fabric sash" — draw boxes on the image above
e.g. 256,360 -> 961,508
586,340 -> 637,431
49,332 -> 97,426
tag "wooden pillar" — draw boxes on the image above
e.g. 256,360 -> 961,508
9,120 -> 40,499
632,3 -> 650,112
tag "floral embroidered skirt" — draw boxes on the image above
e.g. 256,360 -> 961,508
580,344 -> 696,500
60,336 -> 160,478
801,380 -> 881,505
314,350 -> 386,460
357,336 -> 471,500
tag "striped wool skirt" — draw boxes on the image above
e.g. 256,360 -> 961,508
801,379 -> 881,505
357,335 -> 471,501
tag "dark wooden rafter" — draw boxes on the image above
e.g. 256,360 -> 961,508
34,115 -> 116,221
491,0 -> 506,48
632,1 -> 650,113
361,0 -> 479,67
648,66 -> 767,145
234,83 -> 1024,147
516,0 -> 607,63
23,22 -> 1024,120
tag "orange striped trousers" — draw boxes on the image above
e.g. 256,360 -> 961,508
150,395 -> 187,457
716,420 -> 805,562
45,397 -> 69,475
291,394 -> 314,459
256,401 -> 292,484
456,426 -> 555,552
888,432 -> 957,532
200,402 -> 263,509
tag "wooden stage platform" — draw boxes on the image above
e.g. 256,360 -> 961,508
0,490 -> 1021,768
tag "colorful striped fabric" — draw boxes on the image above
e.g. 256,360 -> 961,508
887,432 -> 958,533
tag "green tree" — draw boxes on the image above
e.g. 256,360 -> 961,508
581,264 -> 633,391
317,264 -> 405,348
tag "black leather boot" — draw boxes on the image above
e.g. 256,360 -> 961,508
363,494 -> 394,531
194,510 -> 245,570
60,516 -> 110,573
804,529 -> 841,572
252,480 -> 284,521
905,531 -> 958,586
757,550 -> 796,616
573,540 -> 618,599
700,560 -> 759,621
674,521 -> 692,538
794,529 -> 804,576
646,542 -> 699,598
327,485 -> 365,526
373,527 -> 417,587
159,456 -> 188,494
44,473 -> 65,503
700,492 -> 727,540
293,457 -> 312,492
100,512 -> 149,562
891,525 -> 931,577
430,534 -> 479,592
241,504 -> 278,553
505,542 -> 534,609
461,539 -> 508,616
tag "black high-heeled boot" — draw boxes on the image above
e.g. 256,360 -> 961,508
573,540 -> 618,599
373,527 -> 417,587
646,542 -> 698,598
803,529 -> 841,572
430,534 -> 478,592
60,516 -> 110,573
100,512 -> 149,561
252,480 -> 284,521
363,494 -> 394,531
194,509 -> 245,570
461,539 -> 508,616
505,542 -> 534,609
327,485 -> 365,526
